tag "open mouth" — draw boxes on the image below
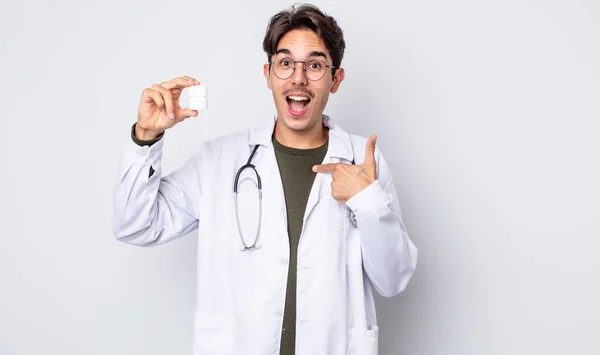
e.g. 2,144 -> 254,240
286,95 -> 311,117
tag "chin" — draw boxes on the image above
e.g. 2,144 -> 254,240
281,113 -> 317,132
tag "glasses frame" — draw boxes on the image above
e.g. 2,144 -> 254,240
268,58 -> 337,81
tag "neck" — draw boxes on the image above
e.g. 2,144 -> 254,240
274,118 -> 328,149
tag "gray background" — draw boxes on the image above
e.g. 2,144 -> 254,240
1,0 -> 599,354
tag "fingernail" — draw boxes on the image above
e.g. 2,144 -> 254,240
312,166 -> 317,172
168,112 -> 174,119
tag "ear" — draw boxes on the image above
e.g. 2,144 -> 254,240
263,63 -> 272,89
330,67 -> 345,94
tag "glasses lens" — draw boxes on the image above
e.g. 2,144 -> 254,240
305,59 -> 326,81
273,57 -> 294,79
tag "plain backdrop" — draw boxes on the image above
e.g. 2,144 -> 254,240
1,0 -> 599,354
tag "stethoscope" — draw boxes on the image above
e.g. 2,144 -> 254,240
234,145 -> 262,250
233,144 -> 358,251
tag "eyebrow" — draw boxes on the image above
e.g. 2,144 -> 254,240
275,49 -> 328,59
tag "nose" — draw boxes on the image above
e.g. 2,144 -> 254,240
290,61 -> 308,85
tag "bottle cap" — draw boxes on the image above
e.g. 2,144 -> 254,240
189,84 -> 207,97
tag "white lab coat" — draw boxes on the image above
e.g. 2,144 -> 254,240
112,115 -> 418,355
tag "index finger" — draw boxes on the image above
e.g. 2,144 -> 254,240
160,76 -> 200,90
312,163 -> 337,173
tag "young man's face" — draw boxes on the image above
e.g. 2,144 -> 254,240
263,29 -> 345,134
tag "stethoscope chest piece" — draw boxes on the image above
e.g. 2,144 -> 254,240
349,209 -> 358,228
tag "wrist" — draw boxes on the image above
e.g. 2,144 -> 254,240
131,123 -> 164,147
135,124 -> 163,141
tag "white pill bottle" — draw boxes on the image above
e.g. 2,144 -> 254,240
188,84 -> 208,110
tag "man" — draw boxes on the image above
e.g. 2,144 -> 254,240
113,4 -> 417,355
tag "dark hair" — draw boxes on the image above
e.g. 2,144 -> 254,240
262,3 -> 346,77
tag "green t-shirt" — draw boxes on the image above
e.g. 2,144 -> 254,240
272,135 -> 329,355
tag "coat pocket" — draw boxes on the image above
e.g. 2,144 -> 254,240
347,326 -> 379,355
193,311 -> 234,355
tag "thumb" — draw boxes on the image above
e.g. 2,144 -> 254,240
178,108 -> 199,120
363,135 -> 377,168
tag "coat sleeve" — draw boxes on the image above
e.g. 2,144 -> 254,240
112,137 -> 201,247
345,148 -> 418,298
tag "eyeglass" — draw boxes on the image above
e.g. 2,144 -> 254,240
269,57 -> 337,81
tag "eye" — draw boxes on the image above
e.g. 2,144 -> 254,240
307,61 -> 323,70
279,59 -> 292,67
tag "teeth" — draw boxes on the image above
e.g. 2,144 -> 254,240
287,96 -> 309,101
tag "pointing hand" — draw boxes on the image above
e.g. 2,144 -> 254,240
312,136 -> 378,204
